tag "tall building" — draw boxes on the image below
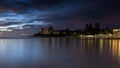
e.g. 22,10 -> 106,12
48,26 -> 54,34
89,23 -> 93,29
85,24 -> 89,30
41,27 -> 49,34
85,23 -> 93,30
94,22 -> 100,30
41,26 -> 54,34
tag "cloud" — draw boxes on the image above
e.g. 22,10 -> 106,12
0,0 -> 119,27
0,0 -> 119,37
0,10 -> 52,29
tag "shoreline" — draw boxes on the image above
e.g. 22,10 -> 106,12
32,34 -> 120,39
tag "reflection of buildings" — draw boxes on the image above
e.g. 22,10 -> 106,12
86,39 -> 120,62
111,40 -> 120,62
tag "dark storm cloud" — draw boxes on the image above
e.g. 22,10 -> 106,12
0,0 -> 119,17
0,0 -> 66,12
0,22 -> 21,26
0,0 -> 119,25
60,0 -> 120,19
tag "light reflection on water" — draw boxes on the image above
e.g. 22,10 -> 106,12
0,38 -> 120,68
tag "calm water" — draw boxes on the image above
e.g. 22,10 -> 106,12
0,37 -> 120,68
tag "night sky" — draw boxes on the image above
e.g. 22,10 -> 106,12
0,0 -> 120,37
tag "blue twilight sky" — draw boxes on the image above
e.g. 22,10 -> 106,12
0,0 -> 119,37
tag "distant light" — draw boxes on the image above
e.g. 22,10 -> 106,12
109,34 -> 112,36
0,29 -> 8,31
20,33 -> 27,36
0,27 -> 13,32
113,29 -> 120,32
86,35 -> 94,37
8,29 -> 12,32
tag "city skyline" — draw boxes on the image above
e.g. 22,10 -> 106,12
0,0 -> 119,37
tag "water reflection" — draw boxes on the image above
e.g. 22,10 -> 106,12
0,38 -> 120,68
110,39 -> 120,62
83,38 -> 120,62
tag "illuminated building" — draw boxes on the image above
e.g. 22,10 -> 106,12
41,27 -> 49,34
41,26 -> 54,34
48,26 -> 54,34
112,29 -> 120,37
